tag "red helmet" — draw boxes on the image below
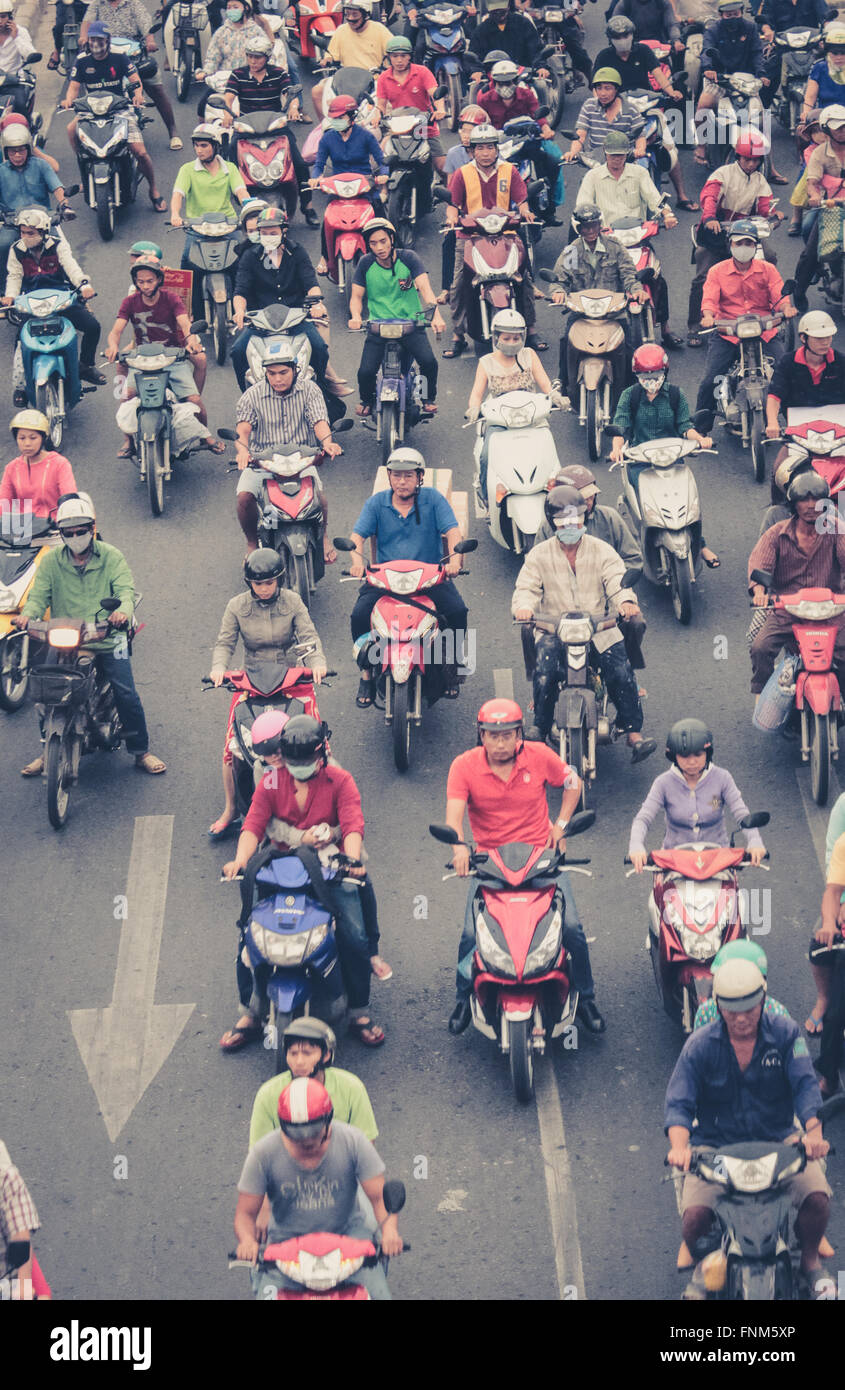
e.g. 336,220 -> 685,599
277,1077 -> 334,1140
458,104 -> 487,125
632,343 -> 669,374
328,94 -> 357,119
734,129 -> 769,160
477,698 -> 523,735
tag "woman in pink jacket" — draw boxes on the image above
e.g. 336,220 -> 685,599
0,410 -> 77,523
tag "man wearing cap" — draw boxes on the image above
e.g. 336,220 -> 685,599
565,69 -> 646,164
575,132 -> 683,352
665,958 -> 834,1300
80,0 -> 183,148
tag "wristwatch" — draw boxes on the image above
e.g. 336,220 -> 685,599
555,818 -> 569,833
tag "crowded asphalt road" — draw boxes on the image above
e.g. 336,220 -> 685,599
1,0 -> 842,1304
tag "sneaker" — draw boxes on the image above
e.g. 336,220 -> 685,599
448,999 -> 471,1035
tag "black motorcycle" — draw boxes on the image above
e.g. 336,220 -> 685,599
383,99 -> 443,247
62,91 -> 153,240
176,212 -> 239,364
0,52 -> 41,132
771,26 -> 822,134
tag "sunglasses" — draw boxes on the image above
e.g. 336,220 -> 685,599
61,526 -> 93,538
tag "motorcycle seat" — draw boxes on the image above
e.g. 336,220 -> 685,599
331,66 -> 374,102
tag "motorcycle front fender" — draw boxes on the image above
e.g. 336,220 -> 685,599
205,272 -> 229,304
505,491 -> 549,535
137,407 -> 166,445
653,527 -> 691,559
43,708 -> 72,743
267,971 -> 311,1015
92,160 -> 111,184
580,357 -> 609,392
277,525 -> 312,558
438,56 -> 461,74
559,685 -> 594,730
799,670 -> 840,715
336,233 -> 363,262
31,355 -> 65,385
738,379 -> 767,410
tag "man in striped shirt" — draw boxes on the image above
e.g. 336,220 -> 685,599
564,68 -> 646,165
234,353 -> 341,560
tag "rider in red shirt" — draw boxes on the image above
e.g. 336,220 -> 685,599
441,698 -> 605,1035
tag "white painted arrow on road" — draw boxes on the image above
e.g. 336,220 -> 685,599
68,815 -> 195,1143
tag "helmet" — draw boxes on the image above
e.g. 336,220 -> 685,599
482,49 -> 511,67
280,714 -> 329,771
277,1077 -> 334,1140
15,206 -> 50,230
491,307 -> 526,355
712,959 -> 766,1014
787,469 -> 830,504
344,0 -> 374,12
10,409 -> 49,437
632,342 -> 669,374
470,123 -> 501,147
1,125 -> 30,150
717,0 -> 744,11
87,20 -> 111,40
556,463 -> 599,499
328,94 -> 357,119
262,339 -> 298,379
477,698 -> 523,735
458,104 -> 487,126
244,34 -> 273,56
665,718 -> 714,764
386,445 -> 425,473
362,216 -> 396,244
490,59 -> 520,82
130,254 -> 165,285
244,546 -> 285,587
728,217 -> 760,242
545,482 -> 588,528
824,19 -> 845,46
711,938 -> 768,979
239,196 -> 268,226
282,1017 -> 337,1068
191,122 -> 221,147
386,34 -> 412,53
799,309 -> 837,338
129,239 -> 163,259
819,103 -> 845,130
257,205 -> 288,231
606,14 -> 635,37
250,709 -> 290,757
573,202 -> 602,229
734,128 -> 769,159
592,67 -> 622,87
0,0 -> 14,11
604,130 -> 630,154
55,493 -> 96,531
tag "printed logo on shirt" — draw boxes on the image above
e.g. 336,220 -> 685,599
279,1173 -> 341,1209
760,1049 -> 782,1069
498,176 -> 510,197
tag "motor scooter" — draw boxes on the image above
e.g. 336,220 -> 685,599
609,215 -> 666,347
241,302 -> 316,387
471,389 -> 562,552
416,1 -> 467,129
175,212 -> 238,365
772,26 -> 822,134
435,184 -> 542,349
60,90 -> 153,241
285,0 -> 343,66
357,313 -> 437,465
318,171 -> 377,313
117,337 -> 212,516
2,285 -> 97,450
430,810 -> 594,1102
0,52 -> 41,134
225,97 -> 303,216
384,106 -> 435,246
699,310 -> 787,484
160,0 -> 210,102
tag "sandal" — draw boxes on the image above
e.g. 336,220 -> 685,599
208,814 -> 242,842
205,437 -> 227,454
422,402 -> 438,415
356,403 -> 372,417
349,1016 -> 386,1047
806,1013 -> 824,1035
687,333 -> 703,348
356,676 -> 374,708
47,52 -> 60,70
442,336 -> 467,359
702,551 -> 720,568
676,197 -> 699,212
527,336 -> 548,352
219,1018 -> 263,1052
150,194 -> 167,213
117,440 -> 135,458
135,752 -> 167,774
370,955 -> 393,981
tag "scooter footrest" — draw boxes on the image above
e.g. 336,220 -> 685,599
81,385 -> 97,394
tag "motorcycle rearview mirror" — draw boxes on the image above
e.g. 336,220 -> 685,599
382,1179 -> 406,1215
333,418 -> 353,433
100,596 -> 122,613
432,84 -> 448,99
534,105 -> 550,120
560,129 -> 576,140
526,180 -> 545,197
538,43 -> 557,61
620,568 -> 640,588
63,183 -> 80,198
312,29 -> 331,49
206,93 -> 227,109
429,823 -> 462,845
190,319 -> 207,334
218,427 -> 237,441
333,536 -> 356,551
740,811 -> 770,830
5,1239 -> 31,1272
750,568 -> 773,589
432,184 -> 454,204
819,1093 -> 845,1123
454,538 -> 478,554
565,809 -> 596,837
24,52 -> 42,64
537,267 -> 556,282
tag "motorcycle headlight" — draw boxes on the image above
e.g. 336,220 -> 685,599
475,913 -> 516,976
583,295 -> 613,317
382,566 -> 424,594
48,627 -> 81,648
249,919 -> 328,965
30,295 -> 60,318
501,402 -> 535,428
784,599 -> 845,620
677,922 -> 723,961
557,617 -> 592,644
720,1152 -> 778,1193
266,158 -> 286,179
735,317 -> 762,338
125,353 -> 173,371
524,908 -> 562,975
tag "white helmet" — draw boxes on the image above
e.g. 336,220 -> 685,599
55,493 -> 96,531
820,103 -> 845,131
490,59 -> 520,83
1,125 -> 31,150
798,309 -> 837,338
344,0 -> 373,11
712,959 -> 766,1013
244,34 -> 273,56
16,205 -> 51,230
491,307 -> 526,356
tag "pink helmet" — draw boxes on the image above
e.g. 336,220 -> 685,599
251,710 -> 290,757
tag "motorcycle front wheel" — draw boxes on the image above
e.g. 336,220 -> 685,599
142,435 -> 166,516
211,299 -> 228,367
546,66 -> 565,128
585,387 -> 602,462
508,1015 -> 534,1103
380,399 -> 399,467
46,730 -> 74,829
670,552 -> 692,624
291,551 -> 310,607
176,49 -> 194,102
95,180 -> 115,240
390,672 -> 415,773
339,253 -> 356,319
388,184 -> 414,249
749,407 -> 765,484
562,724 -> 588,809
0,631 -> 29,711
35,378 -> 63,450
810,707 -> 830,805
446,70 -> 462,132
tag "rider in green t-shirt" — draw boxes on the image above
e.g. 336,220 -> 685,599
348,218 -> 445,418
249,1018 -> 378,1148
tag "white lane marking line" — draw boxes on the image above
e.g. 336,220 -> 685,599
492,666 -> 587,1300
795,768 -> 841,874
68,815 -> 195,1142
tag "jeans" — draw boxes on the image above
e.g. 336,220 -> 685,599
356,327 -> 438,408
231,321 -> 329,393
52,0 -> 85,51
533,630 -> 643,736
0,223 -> 17,284
694,332 -> 784,417
351,578 -> 468,645
95,648 -> 149,755
456,872 -> 595,1000
251,1216 -> 391,1300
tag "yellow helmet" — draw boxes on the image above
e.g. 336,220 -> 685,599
10,409 -> 49,436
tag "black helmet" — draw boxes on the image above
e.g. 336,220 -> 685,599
244,547 -> 284,600
573,202 -> 602,230
787,469 -> 831,507
544,483 -> 587,527
665,718 -> 714,764
280,714 -> 329,771
282,1017 -> 336,1069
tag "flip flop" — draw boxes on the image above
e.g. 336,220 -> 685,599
676,198 -> 699,211
442,337 -> 467,359
349,1016 -> 386,1047
630,738 -> 657,764
806,1013 -> 824,1035
117,441 -> 134,458
150,195 -> 167,213
219,1020 -> 263,1052
356,403 -> 372,417
356,677 -> 374,708
370,955 -> 393,981
702,553 -> 720,568
422,402 -> 438,415
208,815 -> 242,842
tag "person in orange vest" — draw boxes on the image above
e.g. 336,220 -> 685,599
442,124 -> 545,358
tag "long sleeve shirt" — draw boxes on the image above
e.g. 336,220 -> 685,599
759,0 -> 832,31
701,16 -> 764,78
0,451 -> 76,518
0,24 -> 34,77
611,0 -> 680,44
22,539 -> 135,651
552,232 -> 638,297
511,533 -> 635,652
312,125 -> 387,179
242,762 -> 365,847
664,1011 -> 822,1146
700,256 -> 785,327
534,501 -> 643,571
575,161 -> 664,225
628,762 -> 765,855
211,589 -> 325,672
234,239 -> 317,309
204,17 -> 274,75
4,234 -> 88,299
698,162 -> 773,221
748,515 -> 845,593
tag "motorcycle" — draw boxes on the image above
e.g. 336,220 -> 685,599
383,105 -> 435,247
175,212 -> 239,365
240,301 -> 318,388
0,514 -> 55,712
699,310 -> 787,484
285,0 -> 343,66
61,91 -> 153,241
224,95 -> 303,216
430,810 -> 594,1102
416,1 -> 468,130
542,274 -> 636,462
318,171 -> 377,314
357,313 -> 437,465
498,113 -> 552,268
625,814 -> 770,1033
1,286 -> 97,450
608,215 -> 666,347
160,0 -> 210,102
769,417 -> 845,514
614,436 -> 712,626
750,567 -> 845,805
708,70 -> 765,168
117,338 -> 212,517
471,388 -> 562,552
335,536 -> 477,771
24,596 -> 141,829
622,85 -> 680,187
228,1179 -> 407,1300
0,52 -> 41,135
434,185 -> 540,349
536,0 -> 581,126
772,26 -> 821,135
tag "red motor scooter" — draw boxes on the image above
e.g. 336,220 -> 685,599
608,215 -> 663,347
286,0 -> 343,64
625,812 -> 770,1034
752,567 -> 845,804
317,172 -> 377,312
335,538 -> 476,772
434,184 -> 539,347
430,811 -> 594,1102
228,106 -> 301,215
779,417 -> 845,502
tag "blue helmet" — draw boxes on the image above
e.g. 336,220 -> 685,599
728,218 -> 760,242
88,20 -> 111,40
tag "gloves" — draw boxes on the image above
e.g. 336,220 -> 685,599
464,403 -> 480,425
550,389 -> 570,411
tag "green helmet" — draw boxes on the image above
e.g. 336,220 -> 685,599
711,939 -> 769,979
386,34 -> 412,53
129,239 -> 163,259
592,66 -> 622,87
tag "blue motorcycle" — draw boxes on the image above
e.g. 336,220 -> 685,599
359,313 -> 435,465
7,286 -> 95,449
417,1 -> 467,131
240,850 -> 351,1073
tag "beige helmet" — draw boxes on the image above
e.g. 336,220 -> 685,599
712,959 -> 766,1013
10,409 -> 49,436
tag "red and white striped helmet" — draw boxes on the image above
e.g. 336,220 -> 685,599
277,1077 -> 334,1139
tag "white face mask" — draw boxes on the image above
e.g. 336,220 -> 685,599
636,372 -> 665,396
287,760 -> 318,780
731,240 -> 756,263
259,233 -> 281,252
247,229 -> 261,242
62,530 -> 93,554
612,38 -> 633,54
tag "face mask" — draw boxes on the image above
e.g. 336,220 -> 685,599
636,372 -> 665,395
731,241 -> 756,262
497,335 -> 523,356
555,524 -> 584,545
63,530 -> 93,554
287,760 -> 318,780
247,228 -> 261,242
326,116 -> 351,132
259,233 -> 281,251
612,39 -> 633,55
21,231 -> 42,246
496,83 -> 516,99
226,6 -> 243,18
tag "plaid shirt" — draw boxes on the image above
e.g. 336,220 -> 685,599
83,0 -> 152,40
0,1143 -> 39,1247
612,382 -> 692,444
552,233 -> 638,297
235,377 -> 328,454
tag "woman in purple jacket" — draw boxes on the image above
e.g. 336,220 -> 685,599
628,718 -> 768,872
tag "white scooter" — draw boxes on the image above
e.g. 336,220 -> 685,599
472,389 -> 562,553
614,436 -> 713,626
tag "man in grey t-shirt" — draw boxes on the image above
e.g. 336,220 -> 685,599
235,1079 -> 403,1300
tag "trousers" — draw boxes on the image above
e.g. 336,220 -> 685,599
750,609 -> 845,694
456,872 -> 595,1000
533,630 -> 643,735
356,326 -> 438,407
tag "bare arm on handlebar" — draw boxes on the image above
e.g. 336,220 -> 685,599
348,531 -> 369,578
819,881 -> 845,946
361,1175 -> 403,1256
348,281 -> 365,331
413,271 -> 445,335
343,831 -> 365,876
234,1192 -> 262,1263
445,796 -> 471,876
223,828 -> 260,878
667,1125 -> 692,1170
105,315 -> 129,363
